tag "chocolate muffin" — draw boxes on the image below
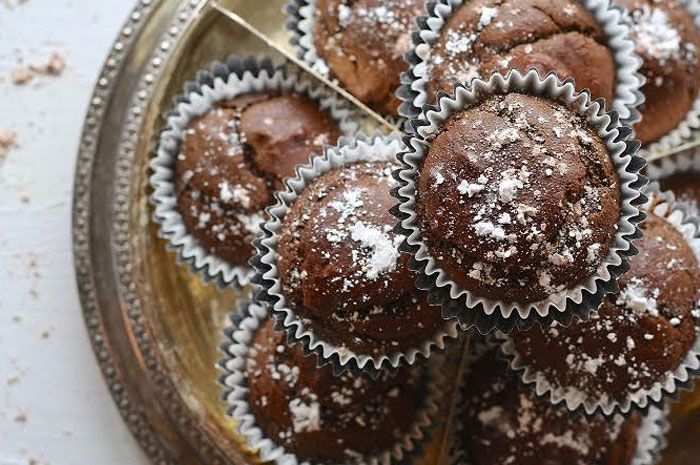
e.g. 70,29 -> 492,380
617,0 -> 700,145
276,161 -> 444,354
511,211 -> 700,403
245,318 -> 428,461
425,0 -> 615,105
175,93 -> 340,265
460,351 -> 641,465
417,93 -> 621,304
313,0 -> 429,116
660,171 -> 700,213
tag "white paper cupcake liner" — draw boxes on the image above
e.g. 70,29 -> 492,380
496,186 -> 700,418
396,0 -> 644,128
631,405 -> 669,465
251,132 -> 460,377
451,346 -> 669,465
218,300 -> 446,465
286,0 -> 331,77
393,69 -> 647,334
149,55 -> 358,288
640,0 -> 700,157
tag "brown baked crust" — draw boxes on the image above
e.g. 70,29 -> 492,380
313,0 -> 429,116
416,93 -> 620,303
426,0 -> 615,106
659,171 -> 700,213
512,212 -> 700,399
460,351 -> 641,465
617,0 -> 700,144
276,161 -> 444,353
174,93 -> 340,265
246,318 -> 427,461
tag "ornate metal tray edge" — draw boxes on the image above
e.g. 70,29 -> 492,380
72,0 -> 208,463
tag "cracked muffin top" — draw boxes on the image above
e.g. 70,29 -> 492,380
425,0 -> 615,106
174,93 -> 340,265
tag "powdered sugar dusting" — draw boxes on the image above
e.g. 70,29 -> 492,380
349,222 -> 402,280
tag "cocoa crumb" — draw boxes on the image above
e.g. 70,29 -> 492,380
14,409 -> 27,423
11,67 -> 33,85
0,129 -> 18,165
10,51 -> 66,86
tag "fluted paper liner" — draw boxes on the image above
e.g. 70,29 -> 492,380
149,55 -> 358,288
497,186 -> 700,418
218,300 -> 446,465
252,132 -> 460,377
393,70 -> 647,333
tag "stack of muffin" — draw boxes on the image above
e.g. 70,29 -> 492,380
150,1 -> 700,464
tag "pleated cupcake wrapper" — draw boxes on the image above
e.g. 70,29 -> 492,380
496,186 -> 700,418
396,0 -> 644,129
641,0 -> 700,157
285,0 -> 408,126
251,132 -> 461,378
286,0 -> 330,78
393,69 -> 647,334
149,55 -> 359,289
450,345 -> 669,465
631,405 -> 669,465
218,300 -> 447,465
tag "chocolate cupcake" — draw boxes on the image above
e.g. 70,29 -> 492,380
150,57 -> 356,287
254,134 -> 459,374
425,0 -> 615,104
499,192 -> 700,416
176,93 -> 341,266
617,0 -> 700,145
247,318 -> 426,461
221,302 -> 442,464
417,92 -> 620,304
277,161 -> 443,354
398,0 -> 644,125
459,350 -> 641,465
295,0 -> 429,116
394,71 -> 646,331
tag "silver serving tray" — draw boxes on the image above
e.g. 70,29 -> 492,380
72,0 -> 700,463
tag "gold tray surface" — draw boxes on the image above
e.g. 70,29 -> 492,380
72,0 -> 700,464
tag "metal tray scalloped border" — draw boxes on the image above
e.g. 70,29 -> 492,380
72,1 -> 231,464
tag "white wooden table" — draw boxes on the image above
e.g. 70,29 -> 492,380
0,1 -> 150,464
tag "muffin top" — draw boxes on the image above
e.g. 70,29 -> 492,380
425,0 -> 615,105
277,160 -> 443,353
314,0 -> 429,115
617,0 -> 700,144
511,212 -> 700,400
175,92 -> 340,265
417,93 -> 620,304
245,318 -> 427,461
659,171 -> 700,214
461,351 -> 640,465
